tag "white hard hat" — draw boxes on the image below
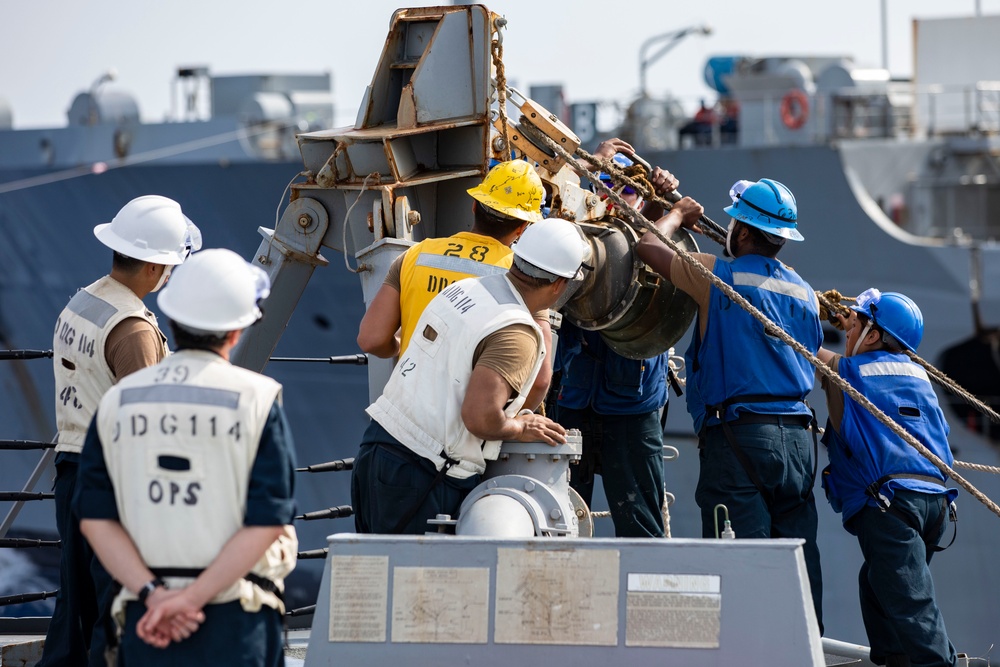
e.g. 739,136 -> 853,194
94,195 -> 203,265
157,249 -> 271,332
511,218 -> 590,280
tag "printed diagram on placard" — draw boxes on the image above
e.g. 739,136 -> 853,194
391,566 -> 489,644
494,548 -> 619,646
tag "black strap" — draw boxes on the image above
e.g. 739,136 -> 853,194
868,472 -> 947,493
864,477 -> 957,553
388,448 -> 462,534
150,567 -> 283,601
717,393 -> 806,408
667,367 -> 684,397
103,580 -> 124,663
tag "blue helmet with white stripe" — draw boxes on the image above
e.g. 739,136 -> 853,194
723,178 -> 803,242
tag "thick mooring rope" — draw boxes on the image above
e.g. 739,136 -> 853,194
518,117 -> 1000,519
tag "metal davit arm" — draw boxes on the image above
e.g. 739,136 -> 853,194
231,198 -> 331,373
231,5 -> 498,376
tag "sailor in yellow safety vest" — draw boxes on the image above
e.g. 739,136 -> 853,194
357,159 -> 553,410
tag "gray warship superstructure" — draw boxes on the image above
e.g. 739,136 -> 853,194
0,5 -> 997,664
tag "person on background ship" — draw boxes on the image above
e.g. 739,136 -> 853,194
817,290 -> 962,667
634,178 -> 825,630
42,195 -> 201,667
77,249 -> 297,665
357,158 -> 554,410
678,99 -> 719,146
554,141 -> 681,538
352,218 -> 589,534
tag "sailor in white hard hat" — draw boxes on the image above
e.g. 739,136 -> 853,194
78,249 -> 296,665
353,217 -> 589,535
42,194 -> 201,667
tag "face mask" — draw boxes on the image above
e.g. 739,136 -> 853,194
151,264 -> 172,293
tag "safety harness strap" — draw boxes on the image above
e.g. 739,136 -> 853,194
384,443 -> 463,534
864,475 -> 957,552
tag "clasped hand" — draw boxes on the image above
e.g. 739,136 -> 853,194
135,587 -> 206,649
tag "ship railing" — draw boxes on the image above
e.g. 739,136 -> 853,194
715,80 -> 1000,148
0,349 -> 59,624
0,352 -> 367,624
918,80 -> 1000,137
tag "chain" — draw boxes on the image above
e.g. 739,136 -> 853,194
490,17 -> 511,162
519,116 -> 1000,521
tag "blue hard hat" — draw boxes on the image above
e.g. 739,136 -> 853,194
723,178 -> 803,242
849,288 -> 924,352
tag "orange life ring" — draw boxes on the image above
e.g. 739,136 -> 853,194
780,89 -> 809,130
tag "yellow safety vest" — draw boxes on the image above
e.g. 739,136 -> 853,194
398,232 -> 511,355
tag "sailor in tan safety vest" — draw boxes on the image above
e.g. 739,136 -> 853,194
357,159 -> 555,410
78,249 -> 296,665
353,218 -> 590,534
41,195 -> 201,667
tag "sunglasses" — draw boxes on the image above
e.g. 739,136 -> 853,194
600,180 -> 636,196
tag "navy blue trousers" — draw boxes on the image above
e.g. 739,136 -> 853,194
559,407 -> 665,538
696,420 -> 824,631
121,600 -> 284,666
351,421 -> 479,534
849,490 -> 956,667
38,458 -> 113,667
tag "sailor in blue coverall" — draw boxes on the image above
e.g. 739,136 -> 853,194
555,320 -> 668,537
635,177 -> 825,631
818,289 -> 959,667
552,142 -> 683,538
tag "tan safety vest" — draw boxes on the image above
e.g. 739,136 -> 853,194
53,276 -> 166,454
368,274 -> 543,478
398,232 -> 512,355
96,349 -> 295,614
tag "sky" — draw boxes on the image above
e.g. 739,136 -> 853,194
2,0 -> 999,130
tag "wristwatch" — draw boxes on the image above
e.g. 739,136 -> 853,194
137,578 -> 165,605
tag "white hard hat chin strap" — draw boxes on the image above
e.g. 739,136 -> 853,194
151,264 -> 172,294
724,220 -> 736,258
851,320 -> 873,357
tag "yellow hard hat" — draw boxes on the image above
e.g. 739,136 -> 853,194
467,160 -> 544,223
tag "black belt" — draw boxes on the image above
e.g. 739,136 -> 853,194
151,567 -> 283,601
707,413 -> 812,429
703,396 -> 818,515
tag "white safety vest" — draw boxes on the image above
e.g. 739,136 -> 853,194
53,276 -> 167,454
367,274 -> 544,478
96,349 -> 295,613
